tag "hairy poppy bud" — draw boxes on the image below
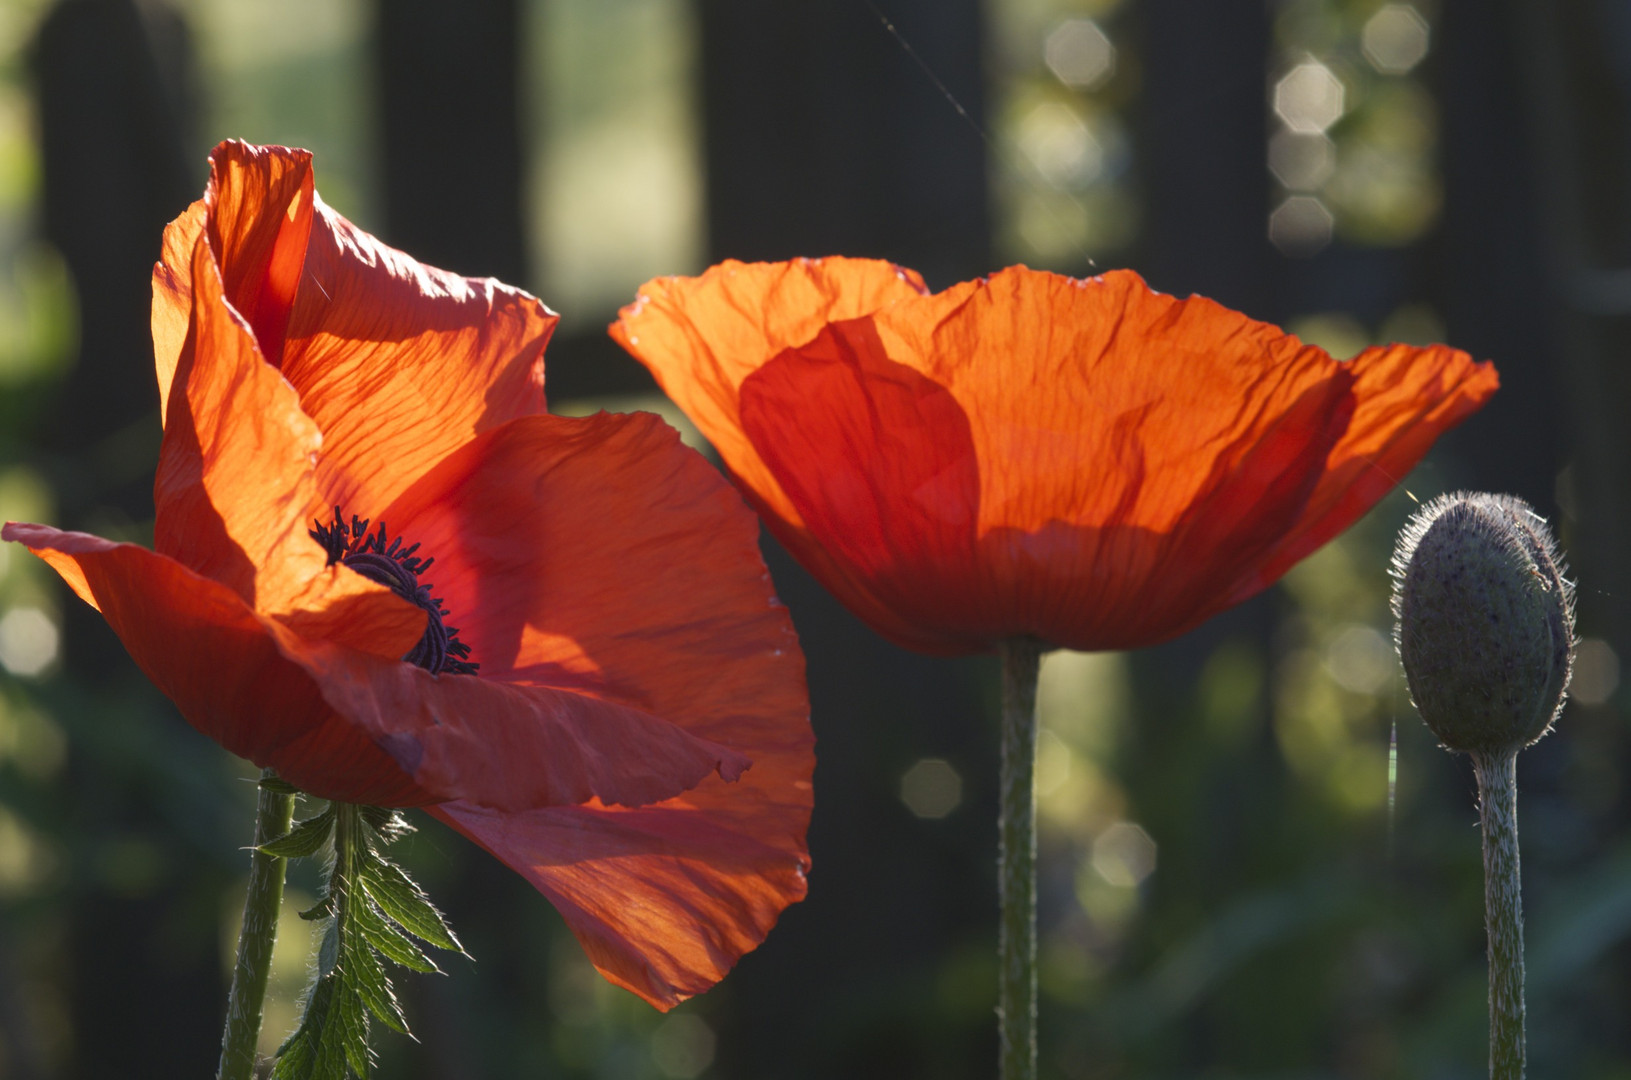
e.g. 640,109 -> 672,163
1391,492 -> 1575,757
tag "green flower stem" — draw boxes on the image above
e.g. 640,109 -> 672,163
998,638 -> 1043,1080
219,769 -> 296,1080
333,803 -> 363,944
1473,749 -> 1526,1080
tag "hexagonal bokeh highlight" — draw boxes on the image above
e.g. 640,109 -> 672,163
1269,195 -> 1335,257
1268,130 -> 1336,191
1045,18 -> 1117,90
1274,60 -> 1346,134
1362,4 -> 1431,75
1091,821 -> 1157,887
1018,102 -> 1105,190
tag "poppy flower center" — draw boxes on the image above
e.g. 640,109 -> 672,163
310,509 -> 478,676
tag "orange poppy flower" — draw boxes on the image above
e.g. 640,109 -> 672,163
3,142 -> 812,1008
611,258 -> 1499,655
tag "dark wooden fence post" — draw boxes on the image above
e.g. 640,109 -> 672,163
376,0 -> 528,286
1137,0 -> 1271,313
32,4 -> 219,1077
697,3 -> 998,1076
33,0 -> 196,526
699,0 -> 988,287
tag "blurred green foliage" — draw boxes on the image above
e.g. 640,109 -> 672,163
1,0 -> 1627,1077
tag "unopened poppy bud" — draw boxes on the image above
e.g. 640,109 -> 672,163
1391,492 -> 1575,757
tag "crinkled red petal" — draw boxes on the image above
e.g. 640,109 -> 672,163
1,522 -> 431,805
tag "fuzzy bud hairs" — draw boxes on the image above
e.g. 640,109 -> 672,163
1391,492 -> 1575,757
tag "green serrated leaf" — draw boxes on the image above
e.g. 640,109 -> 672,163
274,974 -> 332,1076
360,859 -> 468,955
260,805 -> 337,859
355,898 -> 439,974
272,1036 -> 312,1080
259,775 -> 302,795
272,1024 -> 311,1078
275,971 -> 369,1080
336,980 -> 372,1079
274,802 -> 459,1080
348,936 -> 411,1035
311,997 -> 350,1080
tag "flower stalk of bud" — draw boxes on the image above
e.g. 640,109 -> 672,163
1392,492 -> 1575,1080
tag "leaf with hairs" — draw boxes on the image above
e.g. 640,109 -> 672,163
355,897 -> 439,974
360,859 -> 467,955
348,935 -> 410,1035
260,805 -> 336,859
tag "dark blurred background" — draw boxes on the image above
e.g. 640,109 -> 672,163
1,0 -> 1629,1076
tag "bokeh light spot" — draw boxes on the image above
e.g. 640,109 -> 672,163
1044,19 -> 1116,90
1268,130 -> 1336,190
1380,302 -> 1446,346
1091,821 -> 1156,887
1018,102 -> 1104,189
651,1013 -> 716,1079
548,952 -> 607,1027
0,806 -> 57,896
1269,195 -> 1334,256
1075,856 -> 1140,932
1288,312 -> 1368,359
1274,61 -> 1346,134
0,606 -> 59,677
1362,4 -> 1430,75
901,758 -> 964,819
1325,624 -> 1396,695
1572,638 -> 1620,707
0,698 -> 67,780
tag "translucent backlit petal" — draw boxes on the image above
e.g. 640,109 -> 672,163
738,320 -> 983,651
203,140 -> 315,369
152,199 -> 206,426
616,262 -> 1498,654
857,268 -> 1369,649
26,143 -> 817,1009
430,793 -> 810,1010
353,410 -> 809,813
867,270 -> 1350,539
166,141 -> 557,519
1,523 -> 430,805
281,194 -> 554,517
153,230 -> 425,643
410,392 -> 816,995
377,410 -> 808,743
611,257 -> 927,535
1228,341 -> 1500,603
268,625 -> 754,812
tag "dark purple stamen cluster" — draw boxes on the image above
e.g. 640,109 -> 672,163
310,508 -> 477,676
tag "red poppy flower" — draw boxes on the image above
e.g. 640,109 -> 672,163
611,258 -> 1499,655
3,142 -> 812,1008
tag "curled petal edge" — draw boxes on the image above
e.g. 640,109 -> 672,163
2,522 -> 748,812
430,799 -> 810,1010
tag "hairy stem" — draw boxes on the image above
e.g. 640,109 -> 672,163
218,770 -> 296,1080
998,638 -> 1043,1080
333,803 -> 362,942
1473,749 -> 1525,1080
